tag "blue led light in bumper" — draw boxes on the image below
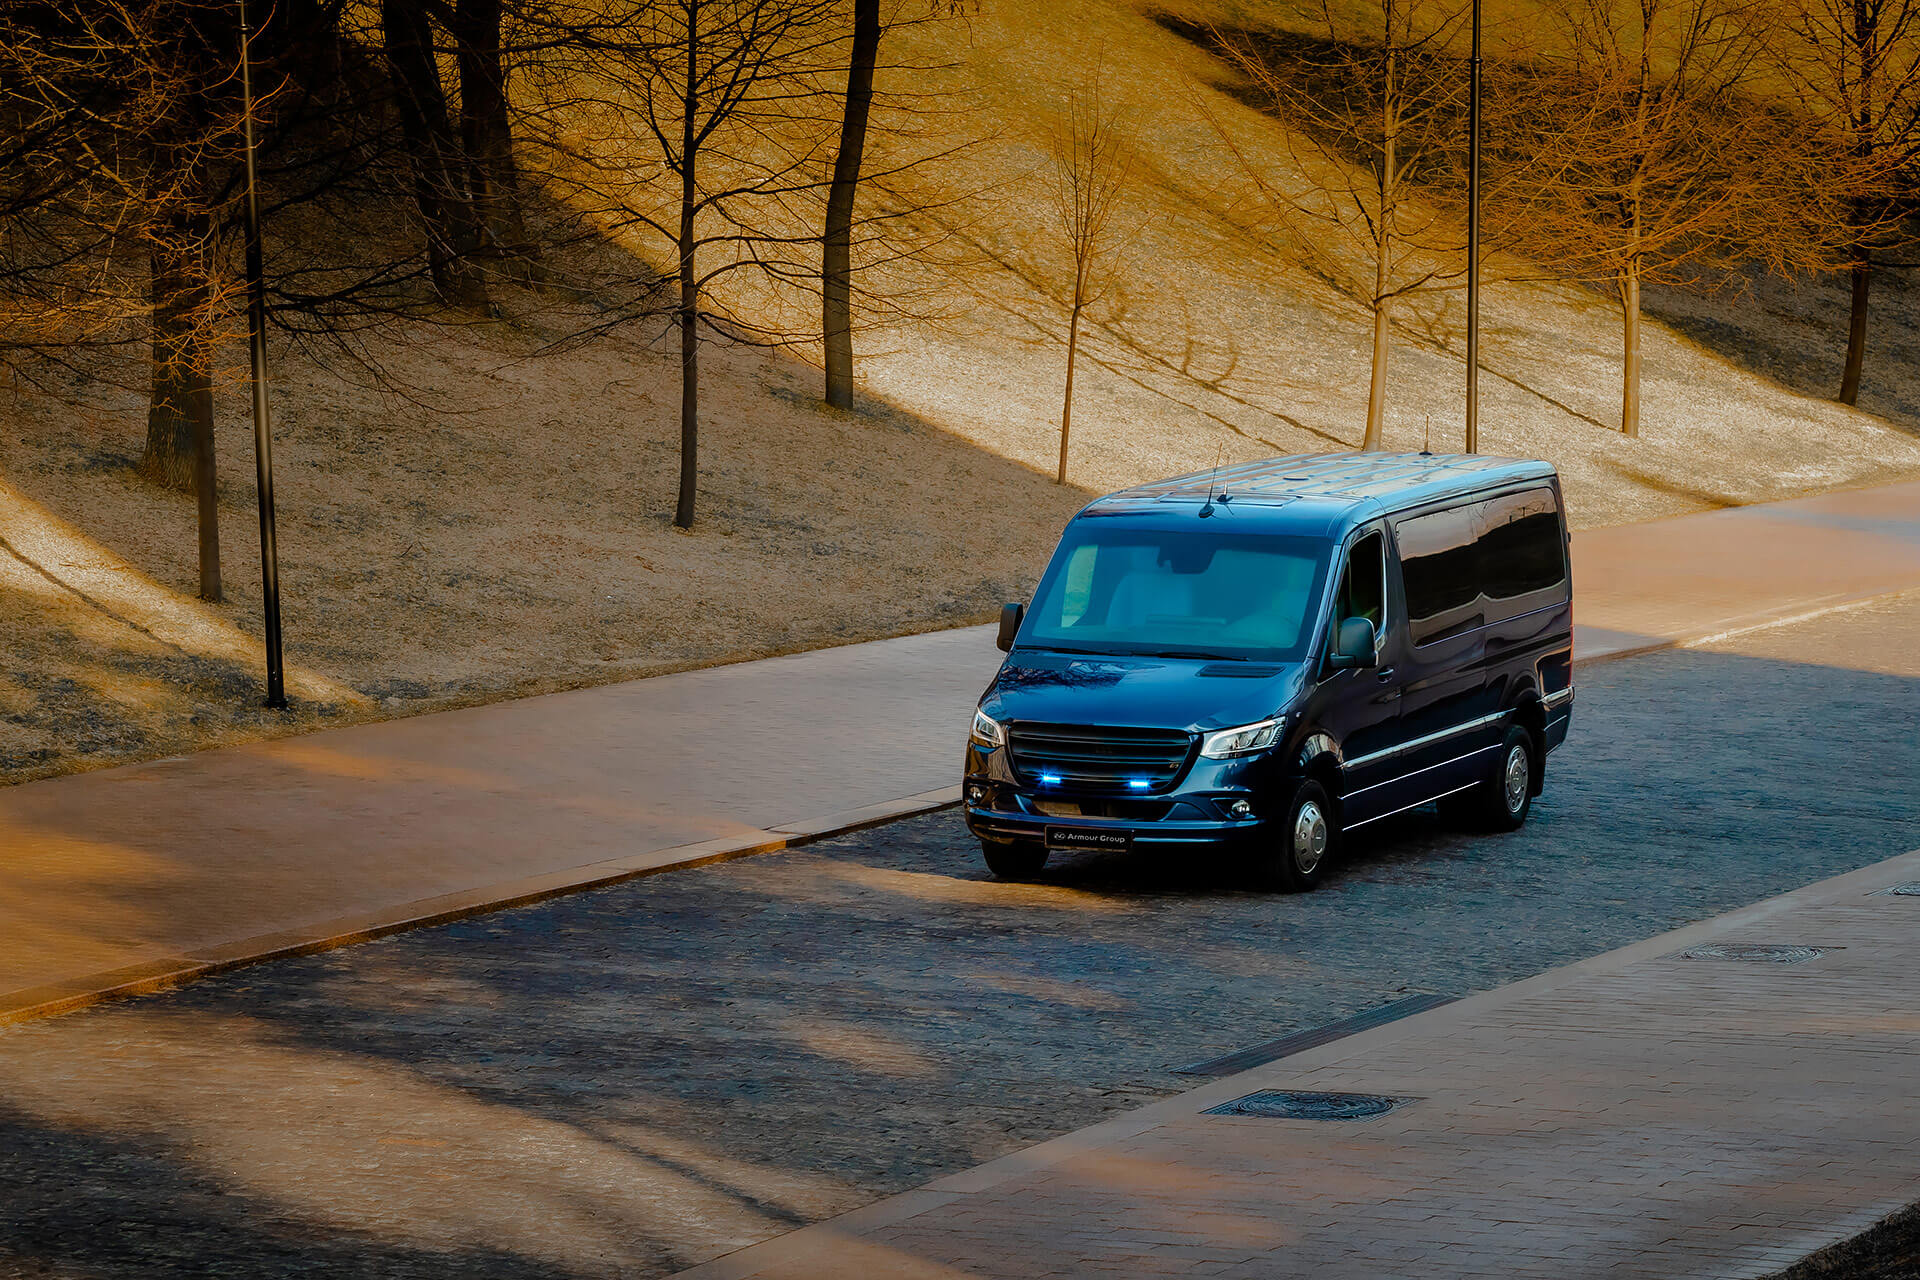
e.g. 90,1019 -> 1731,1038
1127,778 -> 1151,789
1039,772 -> 1062,785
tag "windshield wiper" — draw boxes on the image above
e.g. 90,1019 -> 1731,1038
1149,650 -> 1243,661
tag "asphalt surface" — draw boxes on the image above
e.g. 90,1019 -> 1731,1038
2,593 -> 1917,1279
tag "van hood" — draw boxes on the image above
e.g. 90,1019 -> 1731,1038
982,650 -> 1307,733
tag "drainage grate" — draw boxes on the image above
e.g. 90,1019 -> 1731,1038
1870,883 -> 1920,897
1671,943 -> 1832,964
1204,1090 -> 1410,1121
1174,993 -> 1456,1077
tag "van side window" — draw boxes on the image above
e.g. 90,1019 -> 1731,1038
1479,488 -> 1566,611
1333,531 -> 1385,637
1395,506 -> 1481,646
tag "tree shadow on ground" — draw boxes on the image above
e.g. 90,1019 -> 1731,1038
0,1099 -> 579,1280
1643,269 -> 1920,440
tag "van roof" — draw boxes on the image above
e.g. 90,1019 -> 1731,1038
1080,452 -> 1558,537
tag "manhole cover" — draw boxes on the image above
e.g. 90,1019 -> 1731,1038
1872,883 -> 1920,897
1204,1090 -> 1407,1120
1672,943 -> 1830,963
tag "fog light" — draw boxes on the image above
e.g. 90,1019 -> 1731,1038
967,784 -> 987,805
1228,798 -> 1255,819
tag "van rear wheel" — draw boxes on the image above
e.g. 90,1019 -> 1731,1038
1252,780 -> 1336,893
1444,725 -> 1536,832
981,841 -> 1048,882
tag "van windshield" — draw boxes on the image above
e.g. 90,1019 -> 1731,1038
1020,527 -> 1331,662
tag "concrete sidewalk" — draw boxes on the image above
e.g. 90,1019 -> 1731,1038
676,845 -> 1920,1280
3,479 -> 1919,1022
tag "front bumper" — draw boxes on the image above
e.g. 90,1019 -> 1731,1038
965,804 -> 1273,853
963,726 -> 1293,853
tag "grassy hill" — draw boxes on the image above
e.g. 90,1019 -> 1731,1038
3,0 -> 1918,784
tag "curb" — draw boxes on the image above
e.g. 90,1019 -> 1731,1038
0,785 -> 961,1028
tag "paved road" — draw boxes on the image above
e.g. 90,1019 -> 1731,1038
1,594 -> 1917,1279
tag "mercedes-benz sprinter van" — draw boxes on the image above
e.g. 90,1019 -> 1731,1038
963,452 -> 1574,891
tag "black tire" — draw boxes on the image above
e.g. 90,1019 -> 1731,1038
1251,779 -> 1336,893
982,841 -> 1048,881
1447,725 -> 1536,831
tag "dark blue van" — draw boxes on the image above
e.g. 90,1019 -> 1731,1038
964,452 -> 1574,891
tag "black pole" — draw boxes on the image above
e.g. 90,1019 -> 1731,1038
1465,0 -> 1482,453
238,0 -> 287,708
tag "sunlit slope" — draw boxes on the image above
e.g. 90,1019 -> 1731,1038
862,0 -> 1920,524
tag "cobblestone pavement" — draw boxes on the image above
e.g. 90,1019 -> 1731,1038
1,594 -> 1917,1279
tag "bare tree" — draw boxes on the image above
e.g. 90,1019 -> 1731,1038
1488,0 -> 1826,436
452,0 -> 522,267
822,0 -> 879,409
1206,0 -> 1469,451
1047,70 -> 1134,486
1762,0 -> 1920,403
818,0 -> 974,409
0,1 -> 253,600
526,0 -> 843,528
382,0 -> 490,309
0,0 -> 532,603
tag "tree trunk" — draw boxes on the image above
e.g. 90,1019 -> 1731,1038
453,0 -> 534,277
144,240 -> 200,492
1839,243 -> 1871,406
1363,53 -> 1395,453
1363,293 -> 1391,451
675,7 -> 700,530
1058,302 -> 1081,484
1623,57 -> 1648,440
1621,267 -> 1641,438
823,0 -> 880,410
1362,190 -> 1392,451
382,0 -> 489,310
141,95 -> 224,603
143,232 -> 223,601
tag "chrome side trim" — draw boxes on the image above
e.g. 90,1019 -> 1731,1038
1345,710 -> 1509,770
1542,687 -> 1574,708
1342,781 -> 1479,831
1340,744 -> 1498,801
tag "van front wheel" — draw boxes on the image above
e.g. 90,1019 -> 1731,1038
1253,780 -> 1336,893
981,841 -> 1048,882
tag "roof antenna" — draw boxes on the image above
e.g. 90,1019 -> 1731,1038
1198,443 -> 1225,518
1421,414 -> 1433,457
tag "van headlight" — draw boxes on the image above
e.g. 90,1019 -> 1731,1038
970,708 -> 1006,747
1199,717 -> 1284,759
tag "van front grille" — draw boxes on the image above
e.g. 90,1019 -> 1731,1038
1029,798 -> 1176,820
1008,723 -> 1194,791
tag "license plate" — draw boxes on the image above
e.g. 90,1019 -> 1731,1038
1045,826 -> 1133,854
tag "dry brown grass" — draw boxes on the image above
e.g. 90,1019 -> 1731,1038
4,0 -> 1919,785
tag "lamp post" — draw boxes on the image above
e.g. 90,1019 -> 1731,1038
1465,0 -> 1482,453
238,0 -> 287,708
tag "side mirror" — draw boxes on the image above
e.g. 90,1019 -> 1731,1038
1327,617 -> 1378,671
996,602 -> 1025,653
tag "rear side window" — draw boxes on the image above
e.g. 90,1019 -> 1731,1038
1395,506 -> 1480,645
1396,488 -> 1567,645
1479,488 -> 1566,615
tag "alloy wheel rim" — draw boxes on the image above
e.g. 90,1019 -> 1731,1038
1292,800 -> 1328,875
1503,743 -> 1529,814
